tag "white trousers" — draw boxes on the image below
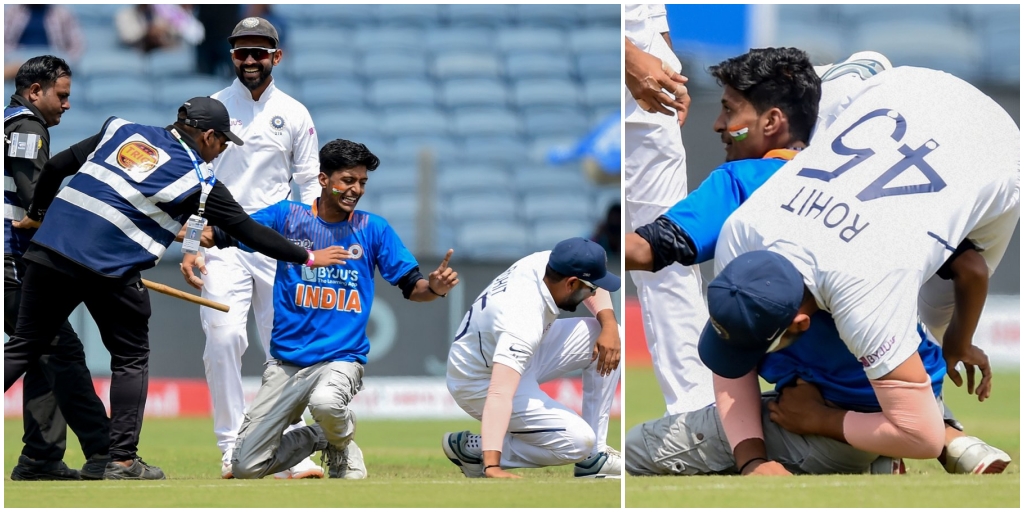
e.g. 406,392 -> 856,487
625,101 -> 715,415
200,246 -> 302,459
447,318 -> 621,469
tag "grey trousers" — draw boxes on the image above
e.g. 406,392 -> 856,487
625,392 -> 962,476
231,359 -> 363,479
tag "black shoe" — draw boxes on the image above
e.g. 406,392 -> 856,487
81,455 -> 111,480
10,455 -> 81,481
103,458 -> 166,480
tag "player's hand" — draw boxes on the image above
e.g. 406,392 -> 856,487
591,325 -> 621,376
625,47 -> 689,118
428,249 -> 459,296
767,379 -> 831,436
484,466 -> 521,479
743,459 -> 792,476
180,250 -> 207,290
943,344 -> 992,402
12,214 -> 40,230
309,246 -> 353,267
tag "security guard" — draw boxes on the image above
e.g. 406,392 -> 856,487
5,55 -> 111,481
3,96 -> 352,480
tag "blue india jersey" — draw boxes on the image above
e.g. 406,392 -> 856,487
242,200 -> 418,367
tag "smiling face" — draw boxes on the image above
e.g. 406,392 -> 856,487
320,166 -> 369,215
231,36 -> 281,91
712,85 -> 768,162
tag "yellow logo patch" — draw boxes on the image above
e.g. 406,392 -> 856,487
117,141 -> 159,172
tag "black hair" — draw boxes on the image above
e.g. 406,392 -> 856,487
544,264 -> 568,283
14,55 -> 72,96
320,139 -> 380,175
709,47 -> 821,144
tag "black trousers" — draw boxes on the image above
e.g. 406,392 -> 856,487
5,259 -> 148,461
4,255 -> 109,461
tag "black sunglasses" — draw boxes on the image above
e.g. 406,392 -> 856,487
230,47 -> 278,61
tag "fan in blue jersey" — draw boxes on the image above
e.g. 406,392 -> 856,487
181,139 -> 460,480
621,49 -> 1010,476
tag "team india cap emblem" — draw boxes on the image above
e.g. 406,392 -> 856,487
242,17 -> 260,28
117,141 -> 159,172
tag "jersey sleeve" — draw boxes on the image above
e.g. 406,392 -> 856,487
235,201 -> 286,253
662,166 -> 745,263
291,106 -> 321,205
373,220 -> 419,285
829,272 -> 923,380
490,331 -> 538,375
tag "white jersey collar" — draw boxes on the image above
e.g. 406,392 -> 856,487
230,76 -> 277,104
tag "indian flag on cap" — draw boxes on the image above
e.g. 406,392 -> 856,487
728,125 -> 748,141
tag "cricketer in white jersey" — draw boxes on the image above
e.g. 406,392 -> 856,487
443,238 -> 623,478
624,3 -> 714,415
702,66 -> 1019,460
199,17 -> 322,479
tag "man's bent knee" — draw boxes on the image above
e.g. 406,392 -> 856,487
625,422 -> 661,476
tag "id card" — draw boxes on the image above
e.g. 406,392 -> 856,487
181,215 -> 207,254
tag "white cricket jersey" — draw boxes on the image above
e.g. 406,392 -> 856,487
210,78 -> 321,213
715,67 -> 1020,380
447,251 -> 560,381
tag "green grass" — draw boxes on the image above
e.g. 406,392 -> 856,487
5,418 -> 621,507
625,367 -> 1020,507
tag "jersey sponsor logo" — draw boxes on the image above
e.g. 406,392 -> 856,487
300,265 -> 359,287
293,284 -> 362,313
348,243 -> 363,260
859,335 -> 896,367
289,237 -> 313,249
116,141 -> 160,173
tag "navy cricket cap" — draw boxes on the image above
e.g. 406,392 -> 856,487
178,97 -> 243,146
548,237 -> 620,292
697,250 -> 805,379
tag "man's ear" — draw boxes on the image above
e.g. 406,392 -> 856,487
272,48 -> 284,66
318,171 -> 329,189
25,83 -> 43,101
790,313 -> 811,334
762,107 -> 786,138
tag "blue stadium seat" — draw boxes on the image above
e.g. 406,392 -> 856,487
391,135 -> 459,161
65,4 -> 122,26
773,21 -> 844,66
448,192 -> 518,222
367,78 -> 436,108
3,81 -> 14,102
299,78 -> 365,108
457,136 -> 528,165
359,51 -> 429,79
432,53 -> 503,80
576,51 -> 620,80
522,108 -> 591,137
382,108 -> 450,137
285,27 -> 349,52
107,107 -> 169,128
153,76 -> 223,109
353,28 -> 426,52
376,191 -> 419,221
80,23 -> 121,52
594,186 -> 621,213
366,163 -> 419,195
373,4 -> 442,27
981,18 -> 1020,86
436,165 -> 510,194
146,47 -> 196,77
523,194 -> 594,222
301,5 -> 377,27
438,79 -> 509,109
512,165 -> 587,190
77,50 -> 149,77
582,79 -> 619,109
313,107 -> 382,139
445,5 -> 515,27
424,28 -> 496,53
966,4 -> 1020,27
581,5 -> 620,26
513,79 -> 580,108
54,108 -> 108,137
451,109 -> 520,137
514,5 -> 582,28
287,51 -> 356,80
85,77 -> 154,107
530,220 -> 595,252
457,221 -> 529,260
505,52 -> 574,80
496,28 -> 566,53
851,20 -> 983,81
568,28 -> 620,53
835,5 -> 957,25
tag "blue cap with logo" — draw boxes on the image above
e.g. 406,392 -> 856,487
548,237 -> 620,292
697,250 -> 805,379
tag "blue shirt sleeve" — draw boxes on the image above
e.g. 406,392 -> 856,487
661,167 -> 744,263
373,219 -> 419,285
237,201 -> 286,253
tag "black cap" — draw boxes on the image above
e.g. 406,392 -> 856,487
548,237 -> 620,292
178,97 -> 243,146
228,17 -> 279,48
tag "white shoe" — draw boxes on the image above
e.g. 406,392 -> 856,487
814,51 -> 892,81
321,441 -> 367,480
574,447 -> 622,479
441,431 -> 484,478
869,456 -> 906,474
274,457 -> 325,479
221,460 -> 234,479
945,436 -> 1011,474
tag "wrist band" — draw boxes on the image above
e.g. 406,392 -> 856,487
429,285 -> 446,297
739,457 -> 767,474
305,250 -> 315,267
484,464 -> 501,471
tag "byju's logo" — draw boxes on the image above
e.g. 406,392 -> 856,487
301,266 -> 318,282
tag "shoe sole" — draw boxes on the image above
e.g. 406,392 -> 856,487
574,474 -> 622,479
10,470 -> 81,481
278,468 -> 325,479
103,473 -> 166,480
441,433 -> 482,478
974,455 -> 1011,474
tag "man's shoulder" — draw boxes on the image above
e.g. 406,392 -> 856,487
268,87 -> 313,118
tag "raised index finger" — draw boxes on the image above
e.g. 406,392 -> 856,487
438,248 -> 454,270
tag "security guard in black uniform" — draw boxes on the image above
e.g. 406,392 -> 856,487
5,55 -> 111,481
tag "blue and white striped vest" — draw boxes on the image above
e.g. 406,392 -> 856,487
32,118 -> 207,276
4,105 -> 40,255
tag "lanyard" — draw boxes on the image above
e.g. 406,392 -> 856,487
171,129 -> 216,217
